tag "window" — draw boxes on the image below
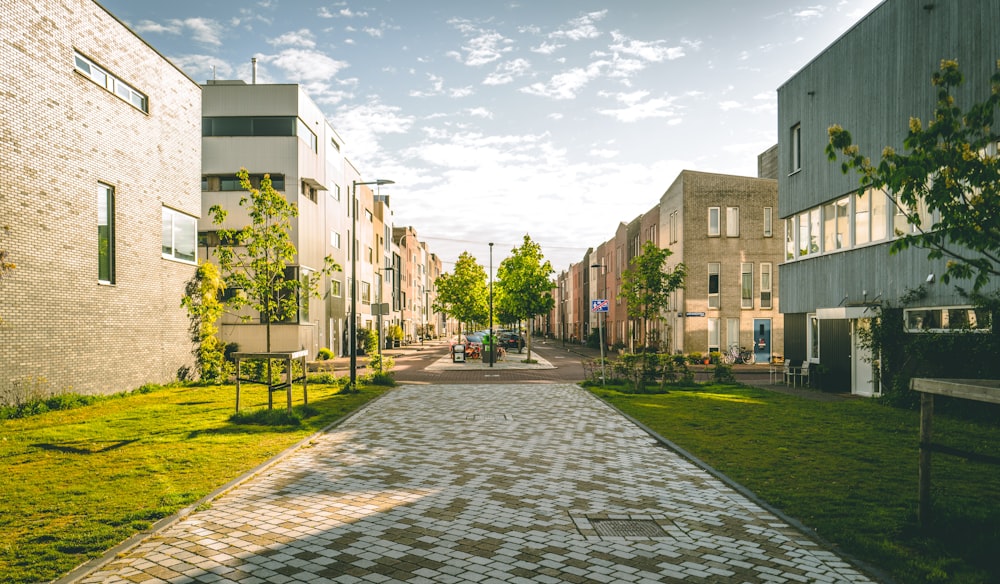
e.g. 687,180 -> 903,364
785,218 -> 795,260
331,231 -> 341,249
708,263 -> 720,309
331,184 -> 341,201
161,207 -> 197,264
669,211 -> 678,244
299,269 -> 311,322
790,123 -> 802,173
760,263 -> 772,309
75,52 -> 147,112
855,188 -> 871,245
361,281 -> 371,304
708,317 -> 720,353
297,118 -> 317,152
727,318 -> 740,351
331,279 -> 342,298
871,188 -> 888,242
763,207 -> 772,237
98,183 -> 115,284
904,306 -> 992,332
726,207 -> 740,237
365,209 -> 373,223
808,313 -> 819,362
708,207 -> 720,237
210,174 -> 285,192
741,263 -> 753,309
302,181 -> 318,203
202,117 -> 295,137
264,266 -> 301,324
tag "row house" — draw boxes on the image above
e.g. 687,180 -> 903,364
1,0 -> 201,396
393,226 -> 443,342
777,0 -> 1000,395
555,156 -> 783,360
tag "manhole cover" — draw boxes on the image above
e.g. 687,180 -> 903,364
591,519 -> 666,537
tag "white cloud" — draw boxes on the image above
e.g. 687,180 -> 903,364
168,54 -> 234,82
794,5 -> 827,19
550,10 -> 607,41
134,17 -> 222,46
598,92 -> 681,123
467,107 -> 493,119
590,148 -> 619,159
333,101 -> 415,164
609,32 -> 685,63
268,29 -> 316,48
483,58 -> 531,86
264,49 -> 348,82
520,61 -> 607,100
531,41 -> 564,55
447,19 -> 515,67
719,100 -> 743,111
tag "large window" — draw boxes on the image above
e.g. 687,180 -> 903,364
203,117 -> 295,137
98,183 -> 115,284
726,207 -> 740,237
905,306 -> 992,332
161,207 -> 197,264
727,318 -> 740,351
760,263 -> 772,309
206,174 -> 285,192
708,207 -> 720,237
763,207 -> 773,237
708,263 -> 720,309
808,313 -> 819,363
855,188 -> 871,246
740,263 -> 753,309
708,317 -> 720,353
297,118 -> 317,152
331,279 -> 342,298
74,52 -> 148,112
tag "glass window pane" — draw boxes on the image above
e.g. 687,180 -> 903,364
836,198 -> 850,249
823,203 -> 836,252
708,207 -> 720,236
98,184 -> 114,283
809,209 -> 820,254
211,118 -> 253,136
176,214 -> 197,262
162,212 -> 173,255
254,117 -> 295,136
871,188 -> 887,241
855,189 -> 870,245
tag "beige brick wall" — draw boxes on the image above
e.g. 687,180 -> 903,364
0,0 -> 201,398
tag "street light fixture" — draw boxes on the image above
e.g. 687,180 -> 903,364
591,263 -> 606,385
350,179 -> 394,392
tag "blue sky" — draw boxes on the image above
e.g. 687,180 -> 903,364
97,0 -> 883,271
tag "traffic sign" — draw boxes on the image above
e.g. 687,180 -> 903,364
591,299 -> 609,312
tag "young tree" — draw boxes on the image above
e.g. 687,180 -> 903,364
432,251 -> 489,341
620,240 -> 687,350
207,168 -> 338,352
827,59 -> 1000,293
496,235 -> 555,361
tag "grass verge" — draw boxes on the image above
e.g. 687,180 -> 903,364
587,383 -> 1000,584
0,381 -> 388,584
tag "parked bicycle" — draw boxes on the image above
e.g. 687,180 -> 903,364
722,344 -> 755,365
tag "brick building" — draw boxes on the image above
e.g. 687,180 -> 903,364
0,0 -> 201,397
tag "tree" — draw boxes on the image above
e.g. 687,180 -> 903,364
496,235 -> 555,361
180,261 -> 229,383
620,240 -> 687,350
207,168 -> 338,351
432,251 -> 489,341
826,59 -> 1000,293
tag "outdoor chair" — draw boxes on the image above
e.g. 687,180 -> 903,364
782,360 -> 796,385
797,363 -> 811,387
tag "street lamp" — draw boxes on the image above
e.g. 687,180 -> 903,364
591,263 -> 606,385
488,242 -> 494,368
376,266 -> 394,374
350,179 -> 394,391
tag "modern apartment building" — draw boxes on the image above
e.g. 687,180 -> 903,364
777,0 -> 1000,395
559,162 -> 782,360
200,80 -> 363,359
0,0 -> 201,397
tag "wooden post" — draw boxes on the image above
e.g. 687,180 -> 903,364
285,355 -> 293,411
235,356 -> 242,413
918,392 -> 933,527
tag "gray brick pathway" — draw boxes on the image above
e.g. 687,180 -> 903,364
75,384 -> 876,583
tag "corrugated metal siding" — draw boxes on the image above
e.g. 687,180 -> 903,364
818,319 -> 851,392
784,313 -> 807,364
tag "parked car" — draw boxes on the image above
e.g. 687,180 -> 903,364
498,331 -> 523,349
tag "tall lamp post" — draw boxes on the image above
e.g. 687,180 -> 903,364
591,263 -> 606,385
350,179 -> 394,391
488,242 -> 494,367
376,266 -> 394,374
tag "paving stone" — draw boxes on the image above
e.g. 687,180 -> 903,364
74,384 -> 878,584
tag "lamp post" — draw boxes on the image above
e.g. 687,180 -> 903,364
376,266 -> 394,374
350,179 -> 394,391
591,263 -> 606,385
488,242 -> 494,367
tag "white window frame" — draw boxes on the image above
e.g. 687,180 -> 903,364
98,183 -> 115,284
904,306 -> 992,333
708,207 -> 721,237
740,263 -> 753,309
807,313 -> 820,363
790,123 -> 802,173
331,279 -> 342,298
708,317 -> 720,353
760,263 -> 772,309
726,318 -> 740,351
763,207 -> 772,237
74,51 -> 148,113
161,207 -> 198,264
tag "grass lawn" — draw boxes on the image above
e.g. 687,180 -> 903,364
587,384 -> 1000,584
0,381 -> 388,584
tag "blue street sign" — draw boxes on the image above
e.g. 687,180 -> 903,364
591,299 -> 609,312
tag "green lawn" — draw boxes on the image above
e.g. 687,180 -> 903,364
588,384 -> 1000,584
0,382 -> 388,584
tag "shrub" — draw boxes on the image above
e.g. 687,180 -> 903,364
317,347 -> 333,361
687,352 -> 703,364
712,363 -> 736,384
708,351 -> 722,365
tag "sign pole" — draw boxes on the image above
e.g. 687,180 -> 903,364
591,298 -> 608,385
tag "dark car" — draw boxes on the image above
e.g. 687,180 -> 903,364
498,331 -> 523,349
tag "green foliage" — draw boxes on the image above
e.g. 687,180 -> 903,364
610,352 -> 691,392
585,328 -> 602,349
712,363 -> 736,384
687,352 -> 703,364
495,235 -> 555,361
317,347 -> 333,360
181,261 -> 231,383
827,59 -> 1000,292
620,240 -> 686,348
388,324 -> 404,341
433,251 -> 490,339
208,168 -> 339,350
229,407 -> 302,426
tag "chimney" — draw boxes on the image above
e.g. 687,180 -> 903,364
251,57 -> 257,84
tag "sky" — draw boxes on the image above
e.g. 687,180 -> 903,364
97,0 -> 884,273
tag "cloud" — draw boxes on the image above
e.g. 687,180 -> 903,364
467,107 -> 493,119
410,74 -> 474,98
483,58 -> 531,86
609,32 -> 685,63
597,91 -> 682,123
590,148 -> 619,159
793,5 -> 827,19
167,54 -> 234,82
134,17 -> 222,46
520,61 -> 608,100
447,19 -> 515,67
264,49 -> 348,82
719,100 -> 743,111
531,41 -> 564,55
333,100 -> 415,164
268,29 -> 316,48
550,10 -> 607,41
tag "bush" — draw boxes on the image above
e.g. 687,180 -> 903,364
687,352 -> 703,364
307,372 -> 344,385
712,363 -> 736,384
708,351 -> 722,365
317,347 -> 333,361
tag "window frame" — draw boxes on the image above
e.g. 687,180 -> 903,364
74,51 -> 148,113
740,262 -> 753,309
161,206 -> 198,265
98,183 -> 115,284
726,207 -> 740,237
760,262 -> 772,309
790,123 -> 802,173
708,207 -> 721,237
763,207 -> 772,237
708,262 -> 720,309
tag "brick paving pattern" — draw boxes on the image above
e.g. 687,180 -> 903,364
76,384 -> 876,583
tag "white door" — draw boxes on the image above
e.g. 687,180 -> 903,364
851,319 -> 876,396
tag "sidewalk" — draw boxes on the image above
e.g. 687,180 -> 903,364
69,383 -> 878,584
